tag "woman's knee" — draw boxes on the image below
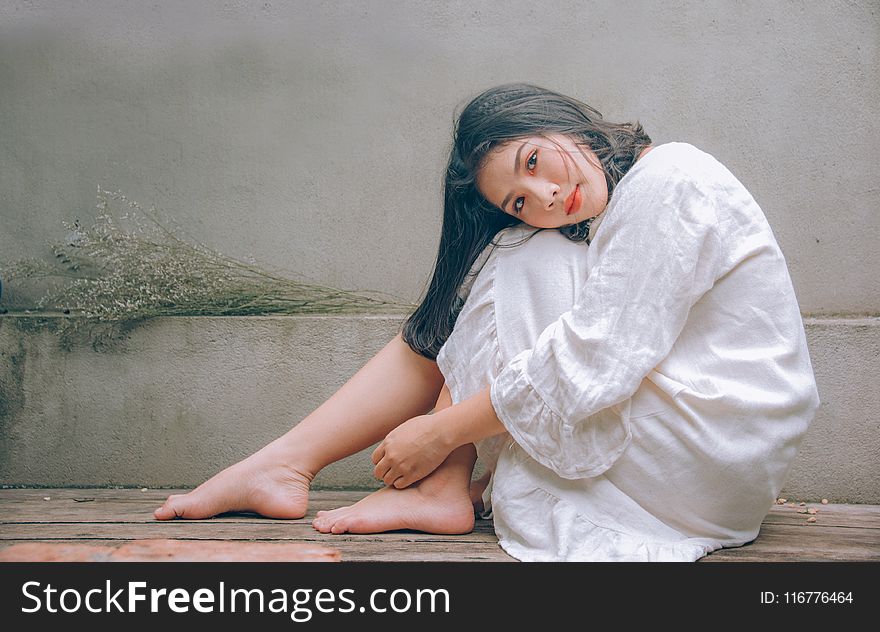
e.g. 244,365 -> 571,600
494,228 -> 590,330
442,226 -> 589,373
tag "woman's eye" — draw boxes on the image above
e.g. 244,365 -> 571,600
511,151 -> 537,214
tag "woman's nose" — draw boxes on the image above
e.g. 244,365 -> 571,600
538,181 -> 561,210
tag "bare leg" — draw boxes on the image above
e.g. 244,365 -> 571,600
310,227 -> 587,534
154,332 -> 445,520
312,383 -> 478,535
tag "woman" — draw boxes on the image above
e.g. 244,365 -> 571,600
156,83 -> 820,561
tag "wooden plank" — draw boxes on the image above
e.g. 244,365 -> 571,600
3,490 -> 878,529
701,550 -> 873,562
702,524 -> 880,562
5,520 -> 874,550
2,521 -> 875,562
703,548 -> 878,562
0,489 -> 373,509
4,488 -> 875,515
0,489 -> 370,522
766,502 -> 880,518
0,539 -> 516,562
0,518 -> 498,540
0,488 -> 495,536
0,533 -> 869,562
760,522 -> 880,550
332,541 -> 514,562
0,489 -> 433,523
0,540 -> 341,562
0,488 -> 370,501
0,520 -> 502,544
1,489 -> 877,563
760,504 -> 880,529
4,504 -> 874,532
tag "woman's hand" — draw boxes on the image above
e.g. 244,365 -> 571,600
371,414 -> 452,489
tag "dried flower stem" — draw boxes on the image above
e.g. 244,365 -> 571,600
1,187 -> 414,347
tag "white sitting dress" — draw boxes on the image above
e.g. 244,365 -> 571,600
435,142 -> 820,562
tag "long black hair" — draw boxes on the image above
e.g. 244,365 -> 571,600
401,83 -> 652,360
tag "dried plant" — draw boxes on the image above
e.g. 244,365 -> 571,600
1,187 -> 414,348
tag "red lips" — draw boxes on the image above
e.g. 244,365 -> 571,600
565,185 -> 581,215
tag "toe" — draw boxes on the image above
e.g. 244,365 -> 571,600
154,497 -> 182,520
312,516 -> 331,533
343,515 -> 370,534
319,507 -> 348,521
312,505 -> 357,534
153,494 -> 209,520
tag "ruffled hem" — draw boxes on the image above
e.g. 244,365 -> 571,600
492,483 -> 724,562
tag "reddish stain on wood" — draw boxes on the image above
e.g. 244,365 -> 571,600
0,539 -> 341,562
0,543 -> 111,562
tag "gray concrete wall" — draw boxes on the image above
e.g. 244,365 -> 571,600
1,0 -> 878,313
0,314 -> 406,491
1,4 -> 877,499
1,314 -> 878,502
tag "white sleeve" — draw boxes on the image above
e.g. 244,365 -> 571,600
489,166 -> 727,478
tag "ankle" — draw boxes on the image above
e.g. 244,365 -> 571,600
419,463 -> 472,493
260,437 -> 320,483
282,461 -> 317,486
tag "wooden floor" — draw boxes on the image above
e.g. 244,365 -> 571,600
1,489 -> 878,562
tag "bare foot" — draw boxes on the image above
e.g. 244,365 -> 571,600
470,472 -> 491,514
154,442 -> 313,521
312,466 -> 474,535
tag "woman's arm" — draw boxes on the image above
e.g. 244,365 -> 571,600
435,385 -> 504,446
371,384 -> 504,488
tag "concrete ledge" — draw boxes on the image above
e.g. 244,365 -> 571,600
1,314 -> 878,502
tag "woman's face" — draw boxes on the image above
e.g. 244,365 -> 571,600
475,133 -> 609,229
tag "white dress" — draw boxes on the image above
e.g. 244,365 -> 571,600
435,142 -> 820,562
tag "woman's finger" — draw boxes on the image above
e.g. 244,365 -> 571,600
373,456 -> 391,481
392,475 -> 412,490
370,443 -> 385,465
382,467 -> 400,486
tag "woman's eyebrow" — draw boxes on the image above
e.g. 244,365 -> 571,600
500,142 -> 526,212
